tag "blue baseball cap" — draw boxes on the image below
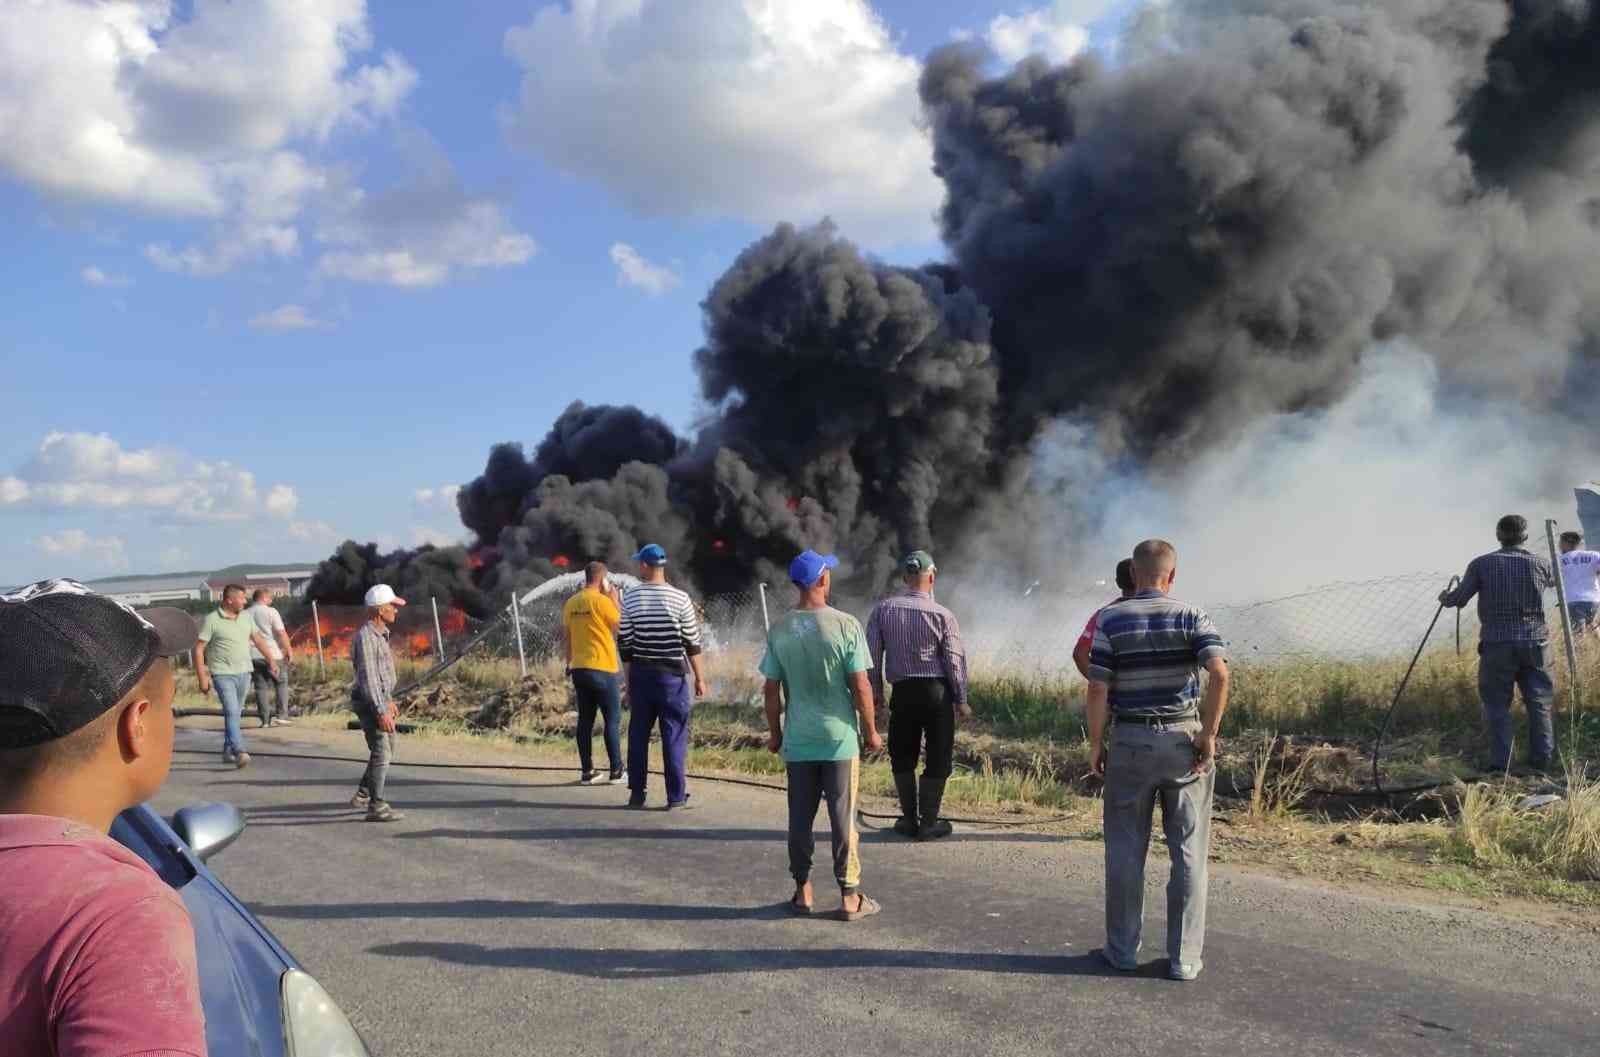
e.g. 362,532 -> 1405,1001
633,543 -> 668,567
789,549 -> 839,587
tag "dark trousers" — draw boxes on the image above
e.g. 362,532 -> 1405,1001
251,660 -> 289,724
786,759 -> 861,894
887,678 -> 954,779
571,668 -> 622,774
626,665 -> 691,804
1478,641 -> 1556,767
354,703 -> 394,803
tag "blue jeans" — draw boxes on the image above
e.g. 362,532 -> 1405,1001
1478,641 -> 1555,767
626,665 -> 691,804
570,669 -> 622,775
212,672 -> 252,755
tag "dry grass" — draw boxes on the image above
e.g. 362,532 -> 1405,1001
1449,764 -> 1600,882
1246,732 -> 1319,821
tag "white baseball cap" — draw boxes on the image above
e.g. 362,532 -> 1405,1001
363,584 -> 406,608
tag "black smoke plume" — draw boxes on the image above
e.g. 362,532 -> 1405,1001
305,541 -> 491,619
322,0 -> 1600,598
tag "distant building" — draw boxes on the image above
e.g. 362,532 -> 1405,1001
90,574 -> 208,608
204,570 -> 314,602
1578,484 -> 1600,544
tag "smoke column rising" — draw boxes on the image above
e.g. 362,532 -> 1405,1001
317,0 -> 1600,610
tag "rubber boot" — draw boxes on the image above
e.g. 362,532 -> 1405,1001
892,771 -> 920,837
918,775 -> 953,840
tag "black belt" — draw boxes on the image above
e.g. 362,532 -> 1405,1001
1113,713 -> 1198,727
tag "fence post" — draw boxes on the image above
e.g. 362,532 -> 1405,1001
430,596 -> 445,665
511,592 -> 527,678
311,600 -> 325,681
1545,519 -> 1582,745
757,582 -> 770,633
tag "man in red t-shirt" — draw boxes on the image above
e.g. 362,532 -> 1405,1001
0,579 -> 208,1057
1073,559 -> 1136,678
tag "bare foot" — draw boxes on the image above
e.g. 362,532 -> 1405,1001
791,881 -> 814,912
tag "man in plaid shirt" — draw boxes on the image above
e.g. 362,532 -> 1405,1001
349,584 -> 406,821
1440,515 -> 1556,771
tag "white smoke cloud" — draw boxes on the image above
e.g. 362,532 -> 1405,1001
1029,347 -> 1588,605
502,0 -> 942,244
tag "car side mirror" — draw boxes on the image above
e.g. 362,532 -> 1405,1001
171,802 -> 246,862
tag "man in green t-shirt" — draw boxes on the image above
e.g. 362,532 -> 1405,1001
193,584 -> 277,768
760,550 -> 883,921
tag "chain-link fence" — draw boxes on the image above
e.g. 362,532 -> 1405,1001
283,571 -> 1572,685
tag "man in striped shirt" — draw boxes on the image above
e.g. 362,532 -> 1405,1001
619,543 -> 706,809
866,550 -> 968,840
1439,515 -> 1556,771
1086,539 -> 1229,982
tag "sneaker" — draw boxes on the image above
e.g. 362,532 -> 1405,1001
365,801 -> 405,823
625,795 -> 647,810
666,795 -> 693,811
1168,961 -> 1202,981
221,750 -> 238,765
892,817 -> 919,838
606,771 -> 626,785
579,771 -> 601,785
234,752 -> 251,770
918,818 -> 953,841
350,790 -> 372,809
275,716 -> 295,726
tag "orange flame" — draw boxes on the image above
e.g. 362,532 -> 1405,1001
552,554 -> 572,569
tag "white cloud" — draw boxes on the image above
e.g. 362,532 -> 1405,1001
35,529 -> 129,571
287,519 -> 342,544
0,432 -> 299,523
249,304 -> 328,331
413,485 -> 460,511
502,0 -> 941,244
0,1 -> 414,273
982,2 -> 1114,65
81,265 -> 133,288
315,170 -> 535,288
609,242 -> 680,295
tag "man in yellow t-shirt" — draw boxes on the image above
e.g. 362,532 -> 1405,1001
562,561 -> 623,784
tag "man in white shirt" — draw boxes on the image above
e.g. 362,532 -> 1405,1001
1558,532 -> 1600,636
247,589 -> 295,726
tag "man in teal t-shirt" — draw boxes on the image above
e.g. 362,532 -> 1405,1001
760,550 -> 883,921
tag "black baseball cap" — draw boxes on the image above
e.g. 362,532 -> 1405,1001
0,579 -> 197,749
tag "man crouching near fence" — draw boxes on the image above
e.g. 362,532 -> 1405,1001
1086,539 -> 1229,981
349,584 -> 405,822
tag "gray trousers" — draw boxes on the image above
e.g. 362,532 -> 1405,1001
1103,718 -> 1212,971
1478,641 -> 1556,767
786,759 -> 862,894
355,703 -> 395,803
251,660 -> 289,724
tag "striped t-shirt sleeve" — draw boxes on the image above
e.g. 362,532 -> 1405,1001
1086,622 -> 1115,684
1191,609 -> 1226,663
677,592 -> 703,656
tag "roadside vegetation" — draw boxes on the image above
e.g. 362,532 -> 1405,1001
172,640 -> 1600,908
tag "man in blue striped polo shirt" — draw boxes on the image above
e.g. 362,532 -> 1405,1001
1086,538 -> 1230,982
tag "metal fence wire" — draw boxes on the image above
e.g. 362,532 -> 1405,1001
285,571 -> 1537,682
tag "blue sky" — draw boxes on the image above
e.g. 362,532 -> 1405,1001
0,0 -> 1130,585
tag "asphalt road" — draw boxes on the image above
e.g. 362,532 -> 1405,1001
157,721 -> 1598,1057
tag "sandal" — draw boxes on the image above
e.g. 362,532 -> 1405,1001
789,888 -> 813,916
839,892 -> 881,922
